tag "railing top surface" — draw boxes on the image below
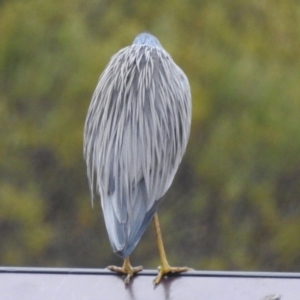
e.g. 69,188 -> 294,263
0,267 -> 298,300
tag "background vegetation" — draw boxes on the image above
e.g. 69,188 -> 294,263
1,0 -> 300,272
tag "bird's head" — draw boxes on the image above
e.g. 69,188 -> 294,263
132,32 -> 162,48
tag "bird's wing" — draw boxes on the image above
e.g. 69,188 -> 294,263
84,45 -> 191,258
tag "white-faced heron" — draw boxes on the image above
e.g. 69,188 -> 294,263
84,32 -> 192,284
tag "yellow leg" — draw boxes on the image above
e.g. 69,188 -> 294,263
107,257 -> 143,284
153,212 -> 191,285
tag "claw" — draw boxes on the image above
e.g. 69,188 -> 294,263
107,257 -> 143,285
153,265 -> 192,285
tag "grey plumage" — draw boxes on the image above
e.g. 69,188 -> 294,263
84,33 -> 191,259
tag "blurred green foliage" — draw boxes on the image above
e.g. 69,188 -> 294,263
1,0 -> 300,271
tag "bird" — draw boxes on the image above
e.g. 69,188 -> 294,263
83,32 -> 192,284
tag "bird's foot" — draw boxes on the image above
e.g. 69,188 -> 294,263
107,258 -> 143,285
154,263 -> 192,285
